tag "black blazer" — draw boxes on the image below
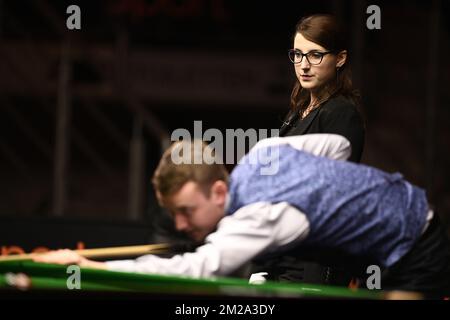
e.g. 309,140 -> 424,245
280,95 -> 365,162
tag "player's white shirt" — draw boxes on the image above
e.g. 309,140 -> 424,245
105,135 -> 347,277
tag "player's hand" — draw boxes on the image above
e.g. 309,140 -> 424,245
32,249 -> 85,265
32,249 -> 107,269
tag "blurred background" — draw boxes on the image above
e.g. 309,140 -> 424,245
0,0 -> 449,252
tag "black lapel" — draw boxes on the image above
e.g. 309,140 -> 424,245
297,108 -> 320,134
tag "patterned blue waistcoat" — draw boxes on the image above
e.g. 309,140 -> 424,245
226,145 -> 428,267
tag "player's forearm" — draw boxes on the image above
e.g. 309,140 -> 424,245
283,134 -> 351,160
79,258 -> 108,270
251,134 -> 351,160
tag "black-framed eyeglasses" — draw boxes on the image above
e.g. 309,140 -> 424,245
288,49 -> 333,65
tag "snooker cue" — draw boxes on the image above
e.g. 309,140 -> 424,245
0,243 -> 170,262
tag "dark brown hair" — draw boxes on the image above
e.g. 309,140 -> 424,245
288,14 -> 360,119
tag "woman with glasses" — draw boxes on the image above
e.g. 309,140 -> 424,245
281,14 -> 365,163
251,14 -> 366,288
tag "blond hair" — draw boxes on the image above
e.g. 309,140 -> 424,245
152,140 -> 229,200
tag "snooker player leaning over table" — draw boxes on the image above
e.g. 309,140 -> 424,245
34,134 -> 450,298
